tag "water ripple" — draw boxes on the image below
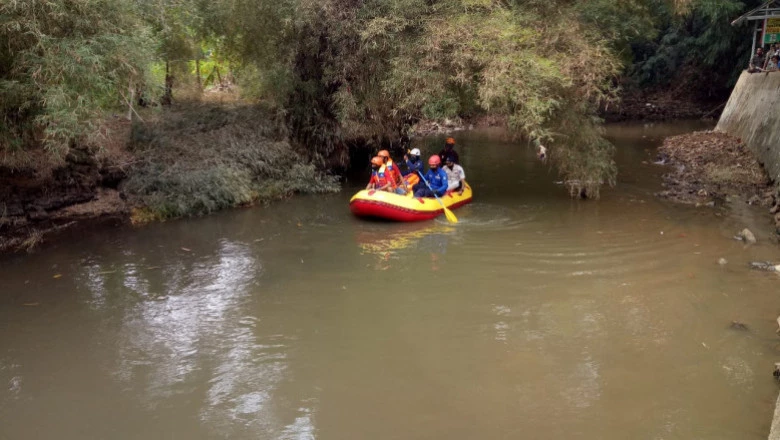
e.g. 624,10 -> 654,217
442,203 -> 538,230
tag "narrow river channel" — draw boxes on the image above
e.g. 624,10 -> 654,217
2,121 -> 780,439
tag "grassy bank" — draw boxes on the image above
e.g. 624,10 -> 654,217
0,102 -> 340,253
124,104 -> 339,223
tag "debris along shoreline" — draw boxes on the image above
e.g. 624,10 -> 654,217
655,130 -> 774,208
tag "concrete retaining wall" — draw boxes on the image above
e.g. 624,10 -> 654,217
716,71 -> 780,183
770,392 -> 780,440
716,71 -> 780,440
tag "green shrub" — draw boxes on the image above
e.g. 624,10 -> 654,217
123,104 -> 339,219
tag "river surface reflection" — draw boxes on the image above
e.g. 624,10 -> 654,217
2,121 -> 780,439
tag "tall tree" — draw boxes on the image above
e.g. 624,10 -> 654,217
261,0 -> 624,195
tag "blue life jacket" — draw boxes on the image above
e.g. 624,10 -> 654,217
423,168 -> 448,196
403,158 -> 423,176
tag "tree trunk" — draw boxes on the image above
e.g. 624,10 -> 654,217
196,57 -> 202,91
162,60 -> 173,106
127,78 -> 134,121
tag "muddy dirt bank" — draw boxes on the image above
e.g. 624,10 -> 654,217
602,88 -> 719,122
411,115 -> 506,138
0,147 -> 130,253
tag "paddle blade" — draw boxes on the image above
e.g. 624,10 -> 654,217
443,207 -> 458,223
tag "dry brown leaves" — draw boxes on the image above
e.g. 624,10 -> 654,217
657,130 -> 772,205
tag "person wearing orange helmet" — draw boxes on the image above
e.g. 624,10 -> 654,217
366,156 -> 396,192
367,156 -> 407,194
438,137 -> 459,165
377,149 -> 408,193
413,155 -> 449,198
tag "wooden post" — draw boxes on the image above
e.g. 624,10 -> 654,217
752,20 -> 759,61
196,57 -> 202,91
162,61 -> 173,106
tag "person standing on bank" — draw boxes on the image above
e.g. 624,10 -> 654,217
749,47 -> 766,73
413,155 -> 448,198
438,137 -> 460,164
443,155 -> 466,194
767,54 -> 780,72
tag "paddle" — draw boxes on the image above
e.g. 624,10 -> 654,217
417,171 -> 458,223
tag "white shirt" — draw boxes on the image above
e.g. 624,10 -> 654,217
444,164 -> 465,190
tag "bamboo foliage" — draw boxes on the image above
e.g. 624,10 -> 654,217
0,0 -> 153,158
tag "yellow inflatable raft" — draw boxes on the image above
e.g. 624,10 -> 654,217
349,182 -> 472,222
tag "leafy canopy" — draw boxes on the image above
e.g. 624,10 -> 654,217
0,0 -> 762,197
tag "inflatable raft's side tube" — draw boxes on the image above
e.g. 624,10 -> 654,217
349,183 -> 472,222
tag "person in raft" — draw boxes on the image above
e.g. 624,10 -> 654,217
377,149 -> 407,193
367,156 -> 405,194
403,148 -> 423,176
413,155 -> 448,198
438,137 -> 460,164
443,154 -> 466,195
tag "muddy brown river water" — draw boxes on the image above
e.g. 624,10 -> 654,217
3,121 -> 780,439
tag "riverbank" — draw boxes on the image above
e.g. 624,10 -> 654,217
0,133 -> 132,252
411,115 -> 507,138
602,87 -> 721,122
0,103 -> 340,253
655,131 -> 777,224
0,98 -> 757,255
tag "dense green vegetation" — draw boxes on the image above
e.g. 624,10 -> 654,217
629,0 -> 765,99
125,104 -> 339,221
1,0 -> 152,162
0,0 -> 765,200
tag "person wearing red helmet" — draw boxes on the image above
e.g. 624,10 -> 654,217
366,156 -> 397,192
438,137 -> 459,164
413,155 -> 449,198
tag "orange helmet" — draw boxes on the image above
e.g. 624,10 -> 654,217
370,156 -> 384,167
445,137 -> 455,145
377,150 -> 390,159
428,155 -> 441,166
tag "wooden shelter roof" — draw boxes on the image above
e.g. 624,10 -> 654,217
732,0 -> 780,26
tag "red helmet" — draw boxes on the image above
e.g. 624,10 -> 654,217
370,156 -> 384,167
445,137 -> 455,145
428,155 -> 441,166
377,150 -> 390,159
